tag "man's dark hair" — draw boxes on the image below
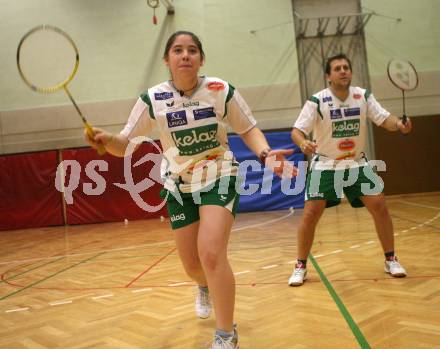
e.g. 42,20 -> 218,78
325,54 -> 352,75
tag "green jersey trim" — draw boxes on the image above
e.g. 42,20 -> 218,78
309,96 -> 323,119
140,92 -> 155,120
224,84 -> 235,119
364,89 -> 371,102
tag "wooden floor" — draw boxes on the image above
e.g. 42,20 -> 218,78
1,192 -> 439,349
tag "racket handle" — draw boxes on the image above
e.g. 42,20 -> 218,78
84,123 -> 106,156
402,114 -> 407,125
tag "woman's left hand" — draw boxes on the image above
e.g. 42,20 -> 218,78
265,149 -> 298,178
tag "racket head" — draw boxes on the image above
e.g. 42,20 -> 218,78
387,59 -> 418,91
17,25 -> 79,94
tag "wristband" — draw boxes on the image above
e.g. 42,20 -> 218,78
259,148 -> 272,164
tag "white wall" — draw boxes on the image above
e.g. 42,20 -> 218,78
0,0 -> 439,154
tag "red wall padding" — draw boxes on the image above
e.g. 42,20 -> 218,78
0,151 -> 63,231
61,142 -> 167,225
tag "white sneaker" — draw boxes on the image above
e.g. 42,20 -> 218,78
211,331 -> 239,349
195,287 -> 212,319
384,258 -> 407,277
288,264 -> 307,286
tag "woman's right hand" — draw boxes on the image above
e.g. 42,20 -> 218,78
84,127 -> 113,151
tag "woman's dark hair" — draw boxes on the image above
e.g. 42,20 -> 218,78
163,31 -> 205,61
325,53 -> 352,75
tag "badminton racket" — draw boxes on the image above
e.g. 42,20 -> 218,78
387,59 -> 418,125
17,25 -> 105,155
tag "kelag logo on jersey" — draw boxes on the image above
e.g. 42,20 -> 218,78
344,107 -> 360,117
172,124 -> 219,155
166,110 -> 188,128
154,92 -> 173,100
183,101 -> 200,108
194,107 -> 216,120
332,119 -> 360,138
330,109 -> 342,119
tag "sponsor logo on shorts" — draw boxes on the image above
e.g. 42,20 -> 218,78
194,107 -> 216,120
166,110 -> 188,128
309,192 -> 324,198
332,119 -> 360,138
154,92 -> 174,100
207,82 -> 225,91
171,213 -> 186,222
330,109 -> 342,119
343,107 -> 360,117
171,124 -> 219,155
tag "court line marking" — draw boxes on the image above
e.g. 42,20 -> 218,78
2,201 -> 438,313
0,257 -> 65,284
232,210 -> 294,232
0,211 -> 295,267
397,201 -> 440,210
50,300 -> 73,306
131,288 -> 152,293
0,241 -> 174,266
261,264 -> 278,270
125,247 -> 177,288
0,253 -> 104,301
309,254 -> 371,349
391,212 -> 440,232
1,211 -> 296,296
169,282 -> 189,287
92,294 -> 113,300
5,307 -> 29,313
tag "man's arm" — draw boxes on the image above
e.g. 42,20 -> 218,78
291,100 -> 319,155
291,128 -> 317,156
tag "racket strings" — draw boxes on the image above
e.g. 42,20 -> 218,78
387,59 -> 418,91
17,26 -> 79,93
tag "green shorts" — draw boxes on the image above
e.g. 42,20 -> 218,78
306,164 -> 384,208
161,176 -> 240,230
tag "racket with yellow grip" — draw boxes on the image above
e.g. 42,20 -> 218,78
17,25 -> 105,155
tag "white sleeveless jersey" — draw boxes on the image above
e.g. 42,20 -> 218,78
294,86 -> 390,167
121,76 -> 256,193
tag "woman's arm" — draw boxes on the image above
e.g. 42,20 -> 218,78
84,127 -> 137,157
239,127 -> 297,178
239,126 -> 271,157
